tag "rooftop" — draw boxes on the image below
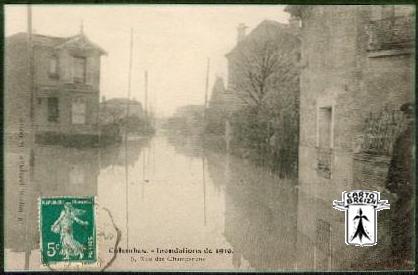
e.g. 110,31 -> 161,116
7,32 -> 107,55
226,19 -> 299,57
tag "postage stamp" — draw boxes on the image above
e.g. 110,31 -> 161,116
39,197 -> 96,265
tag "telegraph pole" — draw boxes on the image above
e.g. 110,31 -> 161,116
125,28 -> 134,128
202,58 -> 210,226
25,4 -> 34,270
125,28 -> 134,249
204,58 -> 210,116
144,70 -> 148,130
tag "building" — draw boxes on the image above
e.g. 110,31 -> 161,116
165,105 -> 205,135
286,5 -> 414,269
100,97 -> 144,124
5,30 -> 106,145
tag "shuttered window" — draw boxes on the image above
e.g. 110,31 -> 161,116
72,98 -> 86,124
73,56 -> 86,83
47,97 -> 59,122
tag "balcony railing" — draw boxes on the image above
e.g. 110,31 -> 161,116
366,16 -> 414,52
360,108 -> 407,156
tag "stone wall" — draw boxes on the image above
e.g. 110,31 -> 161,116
352,153 -> 391,190
290,6 -> 414,265
296,5 -> 413,194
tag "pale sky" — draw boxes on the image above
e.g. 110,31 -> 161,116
5,5 -> 290,117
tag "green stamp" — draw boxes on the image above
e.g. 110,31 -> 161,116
40,197 -> 96,264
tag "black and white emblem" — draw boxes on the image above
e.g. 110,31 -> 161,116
333,190 -> 390,246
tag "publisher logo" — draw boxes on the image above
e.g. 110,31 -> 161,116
333,190 -> 389,246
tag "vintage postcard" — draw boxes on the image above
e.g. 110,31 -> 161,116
3,3 -> 415,272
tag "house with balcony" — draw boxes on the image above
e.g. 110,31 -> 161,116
286,5 -> 414,270
5,30 -> 106,146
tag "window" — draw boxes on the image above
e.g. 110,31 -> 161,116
318,107 -> 332,148
48,56 -> 58,78
73,56 -> 86,83
317,106 -> 333,179
72,98 -> 86,124
47,97 -> 59,122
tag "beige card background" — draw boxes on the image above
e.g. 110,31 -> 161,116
4,4 -> 415,271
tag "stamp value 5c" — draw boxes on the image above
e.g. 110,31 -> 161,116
40,197 -> 96,265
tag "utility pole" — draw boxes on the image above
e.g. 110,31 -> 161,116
125,28 -> 134,129
124,28 -> 134,249
144,70 -> 149,133
150,71 -> 157,130
25,4 -> 34,270
144,71 -> 148,116
204,58 -> 210,117
202,58 -> 210,226
28,6 -> 34,122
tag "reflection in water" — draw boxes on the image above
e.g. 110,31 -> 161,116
216,151 -> 299,270
5,134 -> 398,271
5,143 -> 100,270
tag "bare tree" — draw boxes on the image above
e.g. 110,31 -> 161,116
231,36 -> 297,110
99,106 -> 125,124
228,26 -> 301,176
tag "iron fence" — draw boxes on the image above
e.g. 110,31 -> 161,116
366,16 -> 414,51
360,108 -> 406,156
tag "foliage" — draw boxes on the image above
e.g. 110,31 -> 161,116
227,26 -> 300,178
119,115 -> 155,135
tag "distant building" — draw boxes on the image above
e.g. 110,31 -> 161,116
166,105 -> 205,135
100,97 -> 144,124
286,5 -> 414,269
175,104 -> 205,128
5,30 -> 106,144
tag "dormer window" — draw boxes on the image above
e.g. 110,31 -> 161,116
72,56 -> 86,83
48,56 -> 59,79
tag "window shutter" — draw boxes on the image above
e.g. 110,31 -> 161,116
86,56 -> 94,86
62,53 -> 73,83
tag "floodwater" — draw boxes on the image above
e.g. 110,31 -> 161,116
4,133 -> 406,271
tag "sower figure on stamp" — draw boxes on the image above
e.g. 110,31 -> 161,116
386,102 -> 414,266
51,202 -> 89,260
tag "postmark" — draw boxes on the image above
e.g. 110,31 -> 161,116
39,197 -> 96,264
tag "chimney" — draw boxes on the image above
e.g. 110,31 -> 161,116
237,23 -> 248,44
289,16 -> 301,32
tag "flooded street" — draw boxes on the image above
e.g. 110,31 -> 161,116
5,133 -> 395,271
98,135 -> 246,270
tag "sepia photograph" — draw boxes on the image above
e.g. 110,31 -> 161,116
3,3 -> 415,272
